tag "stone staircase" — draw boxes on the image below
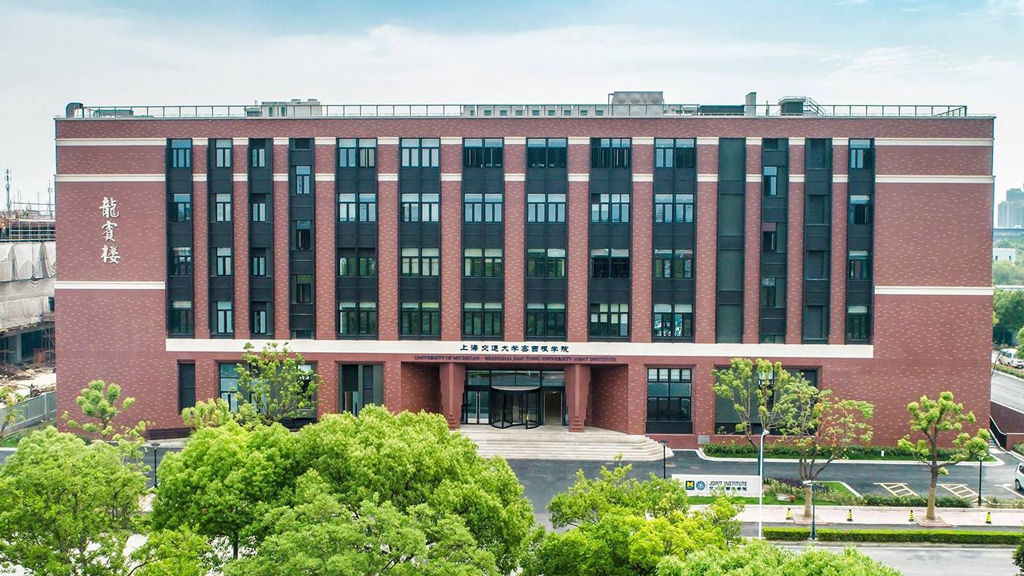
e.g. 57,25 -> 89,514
458,425 -> 674,461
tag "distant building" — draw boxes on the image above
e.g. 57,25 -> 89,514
998,187 -> 1024,228
995,247 -> 1016,262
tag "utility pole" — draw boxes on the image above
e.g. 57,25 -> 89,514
4,169 -> 10,215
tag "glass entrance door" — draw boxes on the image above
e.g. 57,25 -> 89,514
490,389 -> 541,429
462,390 -> 491,424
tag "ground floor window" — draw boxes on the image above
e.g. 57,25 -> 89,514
218,363 -> 241,411
463,369 -> 565,428
339,363 -> 382,415
646,367 -> 692,434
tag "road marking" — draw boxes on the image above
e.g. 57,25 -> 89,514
939,483 -> 978,498
998,484 -> 1024,499
876,482 -> 917,497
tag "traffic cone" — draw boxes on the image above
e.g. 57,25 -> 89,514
847,509 -> 853,522
786,508 -> 792,521
986,512 -> 992,525
909,509 -> 915,522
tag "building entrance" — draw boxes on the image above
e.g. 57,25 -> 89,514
461,369 -> 566,428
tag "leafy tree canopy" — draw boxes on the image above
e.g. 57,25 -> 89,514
656,539 -> 900,576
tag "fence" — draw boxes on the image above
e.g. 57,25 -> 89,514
1,391 -> 57,435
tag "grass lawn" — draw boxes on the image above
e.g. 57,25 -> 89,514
0,421 -> 51,448
688,481 -> 857,507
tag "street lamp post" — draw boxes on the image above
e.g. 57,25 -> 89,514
803,480 -> 818,540
757,428 -> 769,539
978,456 -> 984,507
661,440 -> 669,479
150,442 -> 161,489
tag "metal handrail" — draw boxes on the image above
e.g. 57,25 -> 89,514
62,102 -> 977,120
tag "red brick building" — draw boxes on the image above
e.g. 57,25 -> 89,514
53,95 -> 995,446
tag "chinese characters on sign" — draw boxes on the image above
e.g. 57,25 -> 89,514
99,197 -> 121,264
459,343 -> 571,354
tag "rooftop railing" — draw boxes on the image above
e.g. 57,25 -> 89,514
63,102 -> 976,120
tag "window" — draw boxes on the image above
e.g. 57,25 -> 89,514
849,139 -> 874,170
339,301 -> 377,335
214,301 -> 233,335
527,192 -> 566,223
291,138 -> 311,150
803,305 -> 828,342
464,193 -> 503,223
653,249 -> 693,278
848,251 -> 871,280
401,247 -> 439,276
339,138 -> 378,168
400,138 -> 440,168
251,249 -> 267,276
807,139 -> 831,170
761,277 -> 785,308
463,302 -> 503,337
178,363 -> 196,411
647,368 -> 692,422
294,166 -> 311,195
591,138 -> 631,169
401,193 -> 440,222
291,220 -> 311,250
400,302 -> 440,336
214,193 -> 232,222
219,363 -> 241,411
654,194 -> 693,224
464,248 -> 503,277
763,138 -> 783,151
654,138 -> 696,169
463,138 -> 503,168
251,304 -> 269,335
213,247 -> 232,276
526,248 -> 566,277
169,300 -> 193,335
171,193 -> 192,222
338,248 -> 377,276
214,139 -> 232,168
526,138 -> 567,168
653,304 -> 693,339
805,250 -> 830,280
250,142 -> 266,169
591,249 -> 630,279
338,192 -> 377,222
805,195 -> 830,225
589,303 -> 629,338
170,139 -> 191,169
336,140 -> 352,168
850,195 -> 873,225
250,196 -> 267,222
169,246 -> 192,276
590,193 -> 630,223
763,166 -> 778,196
846,305 -> 871,341
762,230 -> 778,253
526,302 -> 566,338
291,274 -> 313,304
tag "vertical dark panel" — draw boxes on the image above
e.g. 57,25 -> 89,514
461,138 -> 505,340
524,138 -> 568,341
651,138 -> 696,342
248,138 -> 274,339
289,138 -> 316,339
208,138 -> 235,337
845,139 -> 875,343
336,138 -> 379,339
716,138 -> 745,343
588,137 -> 632,341
166,138 -> 195,337
178,363 -> 196,411
758,138 -> 789,343
398,138 -> 441,340
802,138 -> 833,343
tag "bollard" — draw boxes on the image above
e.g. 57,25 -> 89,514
847,509 -> 853,522
786,508 -> 792,521
909,509 -> 915,522
986,512 -> 992,525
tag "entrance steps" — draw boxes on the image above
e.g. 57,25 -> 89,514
458,425 -> 674,462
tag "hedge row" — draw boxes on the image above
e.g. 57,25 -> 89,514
861,494 -> 973,508
703,442 -> 966,461
993,363 -> 1024,380
765,527 -> 1021,544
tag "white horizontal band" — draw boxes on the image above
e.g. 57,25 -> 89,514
440,137 -> 462,145
504,137 -> 526,145
875,138 -> 993,147
875,175 -> 994,184
272,173 -> 288,182
697,174 -> 718,183
790,174 -> 805,183
632,174 -> 653,182
505,173 -> 525,182
192,138 -> 208,147
833,137 -> 850,146
875,286 -> 993,296
567,137 -> 589,146
233,173 -> 248,182
272,137 -> 289,146
568,173 -> 589,182
316,173 -> 334,181
377,137 -> 399,146
746,137 -> 762,146
441,173 -> 462,182
55,174 -> 164,183
56,281 -> 165,290
379,173 -> 398,181
696,137 -> 718,146
789,137 -> 805,146
167,338 -> 874,359
833,175 -> 849,183
232,137 -> 248,146
55,138 -> 165,147
315,137 -> 335,146
632,137 -> 654,146
745,174 -> 761,183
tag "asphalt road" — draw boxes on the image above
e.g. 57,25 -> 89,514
993,368 -> 1024,413
777,544 -> 1017,575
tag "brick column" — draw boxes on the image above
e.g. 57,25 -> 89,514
694,141 -> 718,343
377,140 -> 400,341
631,140 -> 653,343
272,139 -> 290,339
504,139 -> 526,342
786,142 -> 805,344
626,361 -> 648,434
742,138 -> 762,344
192,140 -> 210,339
565,363 -> 591,432
195,358 -> 218,403
830,141 -> 850,344
692,361 -> 715,439
567,139 -> 590,342
440,140 -> 463,341
314,141 -> 335,340
383,357 -> 402,410
231,139 -> 249,339
439,362 -> 466,429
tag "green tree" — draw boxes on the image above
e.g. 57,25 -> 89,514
224,471 -> 499,576
235,342 -> 322,425
776,380 -> 874,518
151,420 -> 298,558
712,358 -> 795,449
656,539 -> 899,576
524,462 -> 741,576
994,289 -> 1024,344
64,379 -> 144,440
0,380 -> 23,440
0,427 -> 211,576
1013,534 -> 1024,575
181,397 -> 259,430
897,391 -> 990,521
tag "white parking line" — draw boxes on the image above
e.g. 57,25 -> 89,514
998,484 -> 1024,499
939,483 -> 978,498
876,482 -> 917,497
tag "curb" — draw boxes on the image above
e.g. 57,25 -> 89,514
691,448 -> 1005,467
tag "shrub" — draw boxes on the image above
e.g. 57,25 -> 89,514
1013,442 -> 1024,458
994,363 -> 1024,380
703,442 -> 979,461
765,527 -> 1021,544
860,494 -> 972,508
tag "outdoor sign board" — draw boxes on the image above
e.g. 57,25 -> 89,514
672,474 -> 762,497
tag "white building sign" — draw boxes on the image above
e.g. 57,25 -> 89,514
99,196 -> 121,264
672,474 -> 762,497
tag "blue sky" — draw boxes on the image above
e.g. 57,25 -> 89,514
0,0 -> 1021,207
